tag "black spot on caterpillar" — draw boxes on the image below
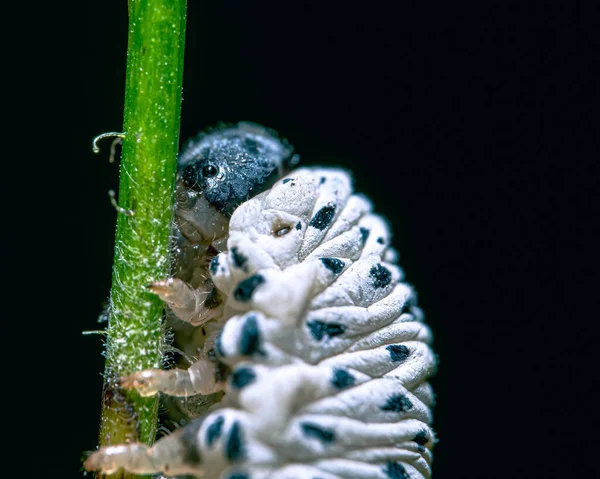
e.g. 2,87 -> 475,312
225,421 -> 246,462
300,423 -> 336,443
370,263 -> 392,288
319,257 -> 345,275
210,256 -> 220,275
239,314 -> 265,356
331,368 -> 355,389
306,320 -> 346,341
309,205 -> 336,230
230,246 -> 249,272
381,394 -> 413,413
230,367 -> 256,390
384,461 -> 409,479
234,274 -> 266,302
206,416 -> 225,447
413,430 -> 429,446
359,226 -> 370,244
387,344 -> 410,362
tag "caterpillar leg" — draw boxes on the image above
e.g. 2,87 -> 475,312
149,277 -> 224,326
84,422 -> 205,477
120,355 -> 225,397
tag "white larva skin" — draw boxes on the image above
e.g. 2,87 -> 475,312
85,168 -> 437,479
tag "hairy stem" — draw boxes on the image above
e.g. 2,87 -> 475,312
96,1 -> 187,478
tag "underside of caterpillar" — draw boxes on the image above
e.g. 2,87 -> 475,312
85,167 -> 437,479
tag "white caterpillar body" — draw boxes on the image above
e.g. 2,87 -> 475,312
86,167 -> 437,479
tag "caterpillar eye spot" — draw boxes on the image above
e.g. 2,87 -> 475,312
274,225 -> 291,237
202,163 -> 218,178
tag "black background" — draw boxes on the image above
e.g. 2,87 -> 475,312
6,1 -> 598,478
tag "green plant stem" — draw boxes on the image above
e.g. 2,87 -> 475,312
97,1 -> 187,478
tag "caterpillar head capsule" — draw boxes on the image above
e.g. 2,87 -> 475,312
176,122 -> 299,231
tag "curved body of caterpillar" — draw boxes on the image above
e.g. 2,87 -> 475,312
86,168 -> 437,478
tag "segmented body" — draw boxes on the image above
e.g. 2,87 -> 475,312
201,167 -> 437,478
86,167 -> 437,478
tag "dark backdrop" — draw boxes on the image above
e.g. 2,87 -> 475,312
7,1 -> 598,478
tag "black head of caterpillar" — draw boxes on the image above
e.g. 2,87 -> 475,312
173,121 -> 299,253
178,121 -> 300,215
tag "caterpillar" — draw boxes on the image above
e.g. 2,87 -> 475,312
85,125 -> 437,478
